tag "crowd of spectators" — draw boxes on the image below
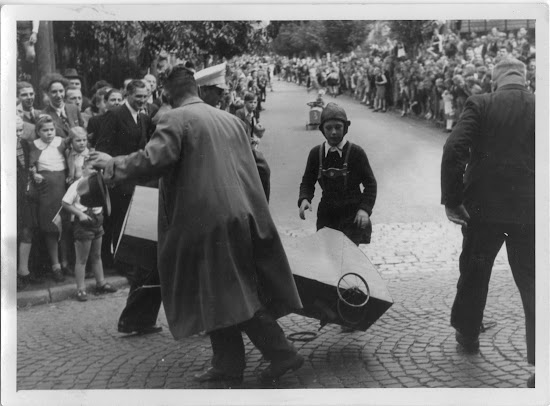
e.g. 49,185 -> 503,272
273,25 -> 536,131
15,51 -> 274,295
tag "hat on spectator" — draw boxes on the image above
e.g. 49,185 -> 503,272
195,62 -> 228,90
319,102 -> 351,133
63,68 -> 82,81
77,171 -> 111,216
492,57 -> 526,87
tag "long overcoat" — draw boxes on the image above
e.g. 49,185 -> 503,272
104,96 -> 302,339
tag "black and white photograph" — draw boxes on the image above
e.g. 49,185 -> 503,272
1,2 -> 548,406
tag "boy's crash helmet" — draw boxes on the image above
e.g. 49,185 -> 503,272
319,102 -> 351,132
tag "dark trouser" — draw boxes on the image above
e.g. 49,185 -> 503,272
118,266 -> 162,331
102,188 -> 132,266
317,200 -> 372,245
451,221 -> 535,365
209,309 -> 297,376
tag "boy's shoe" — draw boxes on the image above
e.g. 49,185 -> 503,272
96,282 -> 118,294
455,330 -> 480,353
76,290 -> 88,302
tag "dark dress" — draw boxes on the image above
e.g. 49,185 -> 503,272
299,141 -> 377,245
16,138 -> 39,233
28,137 -> 68,234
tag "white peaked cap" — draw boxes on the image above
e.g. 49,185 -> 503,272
194,62 -> 228,89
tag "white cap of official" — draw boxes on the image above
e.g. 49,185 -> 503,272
194,62 -> 228,90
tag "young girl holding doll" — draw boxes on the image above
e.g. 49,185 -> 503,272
62,127 -> 117,302
28,115 -> 70,282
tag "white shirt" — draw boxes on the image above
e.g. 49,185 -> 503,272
324,140 -> 348,158
62,177 -> 103,215
124,100 -> 139,124
34,137 -> 66,172
54,103 -> 67,118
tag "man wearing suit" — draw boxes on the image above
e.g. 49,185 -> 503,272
441,58 -> 535,387
17,81 -> 42,125
41,74 -> 84,139
95,79 -> 160,335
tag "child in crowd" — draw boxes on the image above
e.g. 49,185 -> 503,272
298,103 -> 377,246
398,75 -> 410,117
65,127 -> 91,185
235,92 -> 264,150
373,68 -> 387,112
442,89 -> 455,132
61,134 -> 117,302
28,115 -> 70,282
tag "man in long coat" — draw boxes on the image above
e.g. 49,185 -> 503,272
90,66 -> 304,384
441,57 -> 535,387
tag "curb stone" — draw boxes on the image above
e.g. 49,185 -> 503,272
17,275 -> 128,308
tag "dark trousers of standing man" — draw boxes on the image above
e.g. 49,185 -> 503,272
451,221 -> 535,365
118,266 -> 162,332
209,308 -> 297,376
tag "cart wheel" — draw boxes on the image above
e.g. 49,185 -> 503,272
336,273 -> 370,325
337,272 -> 370,308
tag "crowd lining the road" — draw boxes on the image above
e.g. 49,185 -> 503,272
15,55 -> 272,294
273,25 -> 536,131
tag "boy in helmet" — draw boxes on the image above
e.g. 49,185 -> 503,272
298,102 -> 377,245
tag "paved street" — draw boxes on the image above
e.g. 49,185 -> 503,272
15,80 -> 535,394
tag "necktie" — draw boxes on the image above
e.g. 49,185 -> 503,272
60,109 -> 70,128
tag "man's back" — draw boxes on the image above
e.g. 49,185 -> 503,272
442,83 -> 535,223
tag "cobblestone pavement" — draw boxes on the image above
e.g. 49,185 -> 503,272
17,222 -> 535,391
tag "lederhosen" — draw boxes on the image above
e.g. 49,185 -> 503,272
316,142 -> 371,245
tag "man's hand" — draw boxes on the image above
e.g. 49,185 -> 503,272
88,151 -> 112,170
354,209 -> 370,229
445,204 -> 470,227
299,200 -> 312,220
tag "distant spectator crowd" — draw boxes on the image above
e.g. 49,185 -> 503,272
272,25 -> 536,131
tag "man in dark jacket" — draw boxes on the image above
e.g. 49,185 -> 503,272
441,57 -> 535,387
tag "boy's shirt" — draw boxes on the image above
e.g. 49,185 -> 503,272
62,177 -> 103,217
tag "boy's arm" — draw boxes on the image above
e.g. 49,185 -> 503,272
62,200 -> 89,221
298,146 -> 319,207
356,146 -> 377,215
62,184 -> 91,221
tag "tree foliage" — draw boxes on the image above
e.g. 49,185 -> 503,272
388,20 -> 436,56
53,20 -> 268,87
269,20 -> 370,57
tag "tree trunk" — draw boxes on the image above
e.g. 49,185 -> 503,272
33,21 -> 56,109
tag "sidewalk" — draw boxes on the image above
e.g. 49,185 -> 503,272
16,267 -> 129,308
